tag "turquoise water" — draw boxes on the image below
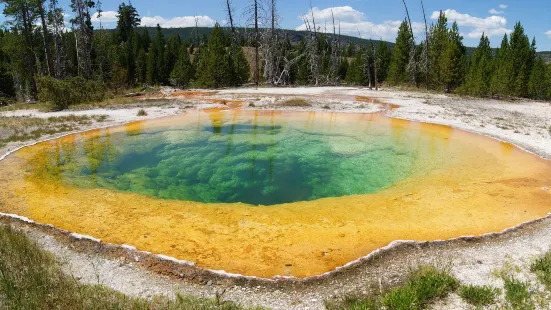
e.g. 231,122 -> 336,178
35,111 -> 450,205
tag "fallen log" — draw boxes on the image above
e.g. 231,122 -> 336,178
122,92 -> 145,97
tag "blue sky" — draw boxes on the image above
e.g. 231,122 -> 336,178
1,0 -> 551,50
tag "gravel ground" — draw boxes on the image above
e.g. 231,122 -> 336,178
1,87 -> 551,309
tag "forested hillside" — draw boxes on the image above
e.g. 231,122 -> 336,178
1,0 -> 551,109
129,26 -> 551,59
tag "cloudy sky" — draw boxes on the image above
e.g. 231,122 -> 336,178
1,0 -> 550,50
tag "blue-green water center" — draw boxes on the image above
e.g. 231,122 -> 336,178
41,111 -> 451,205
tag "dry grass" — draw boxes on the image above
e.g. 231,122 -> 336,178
280,98 -> 312,107
0,102 -> 51,112
0,114 -> 109,148
0,225 -> 261,310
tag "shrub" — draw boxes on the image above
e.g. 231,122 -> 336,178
531,250 -> 551,291
503,276 -> 534,310
36,76 -> 106,110
458,285 -> 499,306
382,266 -> 458,310
137,109 -> 148,116
382,285 -> 418,310
330,265 -> 458,310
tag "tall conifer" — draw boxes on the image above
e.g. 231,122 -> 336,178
387,20 -> 412,85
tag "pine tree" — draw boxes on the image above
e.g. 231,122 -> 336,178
428,11 -> 449,90
490,34 -> 513,97
346,42 -> 355,57
375,40 -> 391,83
142,27 -> 151,52
154,25 -> 166,84
116,2 -> 140,43
528,57 -> 549,100
0,29 -> 15,98
164,35 -> 181,84
294,40 -> 309,85
440,22 -> 466,92
123,31 -> 137,85
387,20 -> 412,85
345,46 -> 366,85
145,24 -> 166,85
135,49 -> 147,84
229,45 -> 250,86
146,45 -> 157,85
461,34 -> 493,96
170,46 -> 193,88
338,57 -> 349,81
509,22 -> 534,97
1,0 -> 41,100
195,23 -> 231,88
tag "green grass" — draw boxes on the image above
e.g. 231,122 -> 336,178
0,225 -> 260,309
458,285 -> 500,307
326,265 -> 458,310
503,276 -> 535,310
382,266 -> 458,310
280,98 -> 311,107
531,250 -> 551,291
327,295 -> 380,310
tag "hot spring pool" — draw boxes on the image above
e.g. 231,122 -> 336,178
1,110 -> 550,277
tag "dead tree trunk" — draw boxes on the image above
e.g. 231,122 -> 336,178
38,0 -> 53,76
308,3 -> 319,86
254,0 -> 260,86
226,0 -> 235,33
72,0 -> 92,79
225,0 -> 238,49
370,40 -> 378,90
261,0 -> 279,85
329,10 -> 339,85
401,0 -> 418,86
21,2 -> 38,100
421,0 -> 429,90
365,45 -> 372,90
49,0 -> 66,79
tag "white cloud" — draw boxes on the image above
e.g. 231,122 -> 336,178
546,30 -> 551,38
90,11 -> 216,29
498,4 -> 508,9
296,6 -> 424,41
431,9 -> 512,39
140,15 -> 215,28
91,10 -> 118,23
488,8 -> 504,15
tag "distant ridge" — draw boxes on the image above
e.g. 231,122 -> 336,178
109,26 -> 550,60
